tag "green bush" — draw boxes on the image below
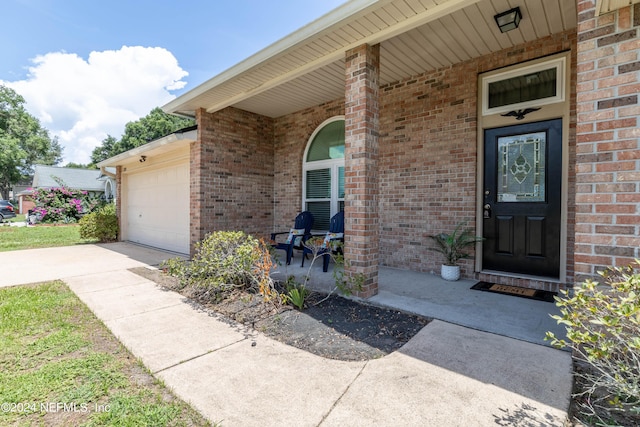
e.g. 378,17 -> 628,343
546,260 -> 640,425
30,185 -> 101,223
79,203 -> 118,242
161,231 -> 279,304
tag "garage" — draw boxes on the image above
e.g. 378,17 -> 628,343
124,159 -> 189,254
98,128 -> 195,255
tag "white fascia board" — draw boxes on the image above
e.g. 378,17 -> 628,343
97,129 -> 197,168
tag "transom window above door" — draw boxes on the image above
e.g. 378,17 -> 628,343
481,57 -> 565,116
303,117 -> 345,231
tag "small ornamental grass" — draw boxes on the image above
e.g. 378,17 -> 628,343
547,260 -> 640,426
162,231 -> 281,305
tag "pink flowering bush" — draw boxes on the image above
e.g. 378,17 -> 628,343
29,186 -> 102,223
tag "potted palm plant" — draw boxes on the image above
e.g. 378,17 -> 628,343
429,223 -> 484,281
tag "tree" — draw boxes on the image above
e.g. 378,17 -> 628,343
0,85 -> 62,199
90,135 -> 118,165
90,107 -> 194,164
64,162 -> 96,169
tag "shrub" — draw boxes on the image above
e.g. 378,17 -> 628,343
546,260 -> 640,425
79,203 -> 118,242
161,231 -> 279,304
30,184 -> 101,223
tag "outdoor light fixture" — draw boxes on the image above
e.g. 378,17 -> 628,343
494,7 -> 522,33
139,155 -> 147,163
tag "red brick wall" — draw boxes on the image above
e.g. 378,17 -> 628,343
575,1 -> 640,281
272,99 -> 344,233
191,107 -> 274,252
379,64 -> 477,276
379,31 -> 577,281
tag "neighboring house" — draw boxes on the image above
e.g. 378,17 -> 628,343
99,0 -> 639,298
97,168 -> 117,202
16,192 -> 35,215
19,165 -> 117,213
10,182 -> 31,199
9,181 -> 32,213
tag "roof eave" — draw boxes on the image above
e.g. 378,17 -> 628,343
163,0 -> 485,118
97,129 -> 197,168
161,0 -> 381,116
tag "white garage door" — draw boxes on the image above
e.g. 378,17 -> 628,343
126,161 -> 190,254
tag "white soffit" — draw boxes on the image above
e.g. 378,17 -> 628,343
164,0 -> 577,119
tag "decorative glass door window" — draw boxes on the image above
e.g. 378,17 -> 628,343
497,132 -> 546,202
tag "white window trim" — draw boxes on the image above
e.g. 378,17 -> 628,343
481,57 -> 566,117
302,116 -> 345,231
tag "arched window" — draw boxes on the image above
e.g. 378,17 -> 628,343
302,117 -> 345,231
104,179 -> 115,202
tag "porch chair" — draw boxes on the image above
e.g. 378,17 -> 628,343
301,211 -> 344,272
270,211 -> 314,265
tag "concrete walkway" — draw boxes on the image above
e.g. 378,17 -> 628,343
0,243 -> 573,426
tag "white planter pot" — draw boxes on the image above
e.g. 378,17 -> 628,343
441,264 -> 461,281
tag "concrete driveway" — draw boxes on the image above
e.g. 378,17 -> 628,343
0,243 -> 573,426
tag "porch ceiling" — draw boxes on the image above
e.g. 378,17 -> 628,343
164,0 -> 577,119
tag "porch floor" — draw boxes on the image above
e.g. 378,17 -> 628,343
272,255 -> 567,348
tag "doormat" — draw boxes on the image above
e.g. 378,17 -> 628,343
471,281 -> 557,303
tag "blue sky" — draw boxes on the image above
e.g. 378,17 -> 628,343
1,0 -> 346,164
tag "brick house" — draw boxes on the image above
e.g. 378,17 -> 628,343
99,0 -> 639,297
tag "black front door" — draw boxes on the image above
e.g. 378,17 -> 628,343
483,119 -> 562,278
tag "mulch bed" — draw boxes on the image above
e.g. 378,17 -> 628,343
130,267 -> 431,361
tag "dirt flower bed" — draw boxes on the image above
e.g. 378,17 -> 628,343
130,267 -> 431,361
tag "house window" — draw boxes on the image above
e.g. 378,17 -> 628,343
481,57 -> 565,116
303,117 -> 345,231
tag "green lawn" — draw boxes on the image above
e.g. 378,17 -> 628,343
0,282 -> 212,426
0,224 -> 98,252
6,214 -> 26,223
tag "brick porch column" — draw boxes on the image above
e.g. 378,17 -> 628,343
344,44 -> 380,298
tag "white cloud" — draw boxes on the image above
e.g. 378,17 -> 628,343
2,46 -> 188,164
